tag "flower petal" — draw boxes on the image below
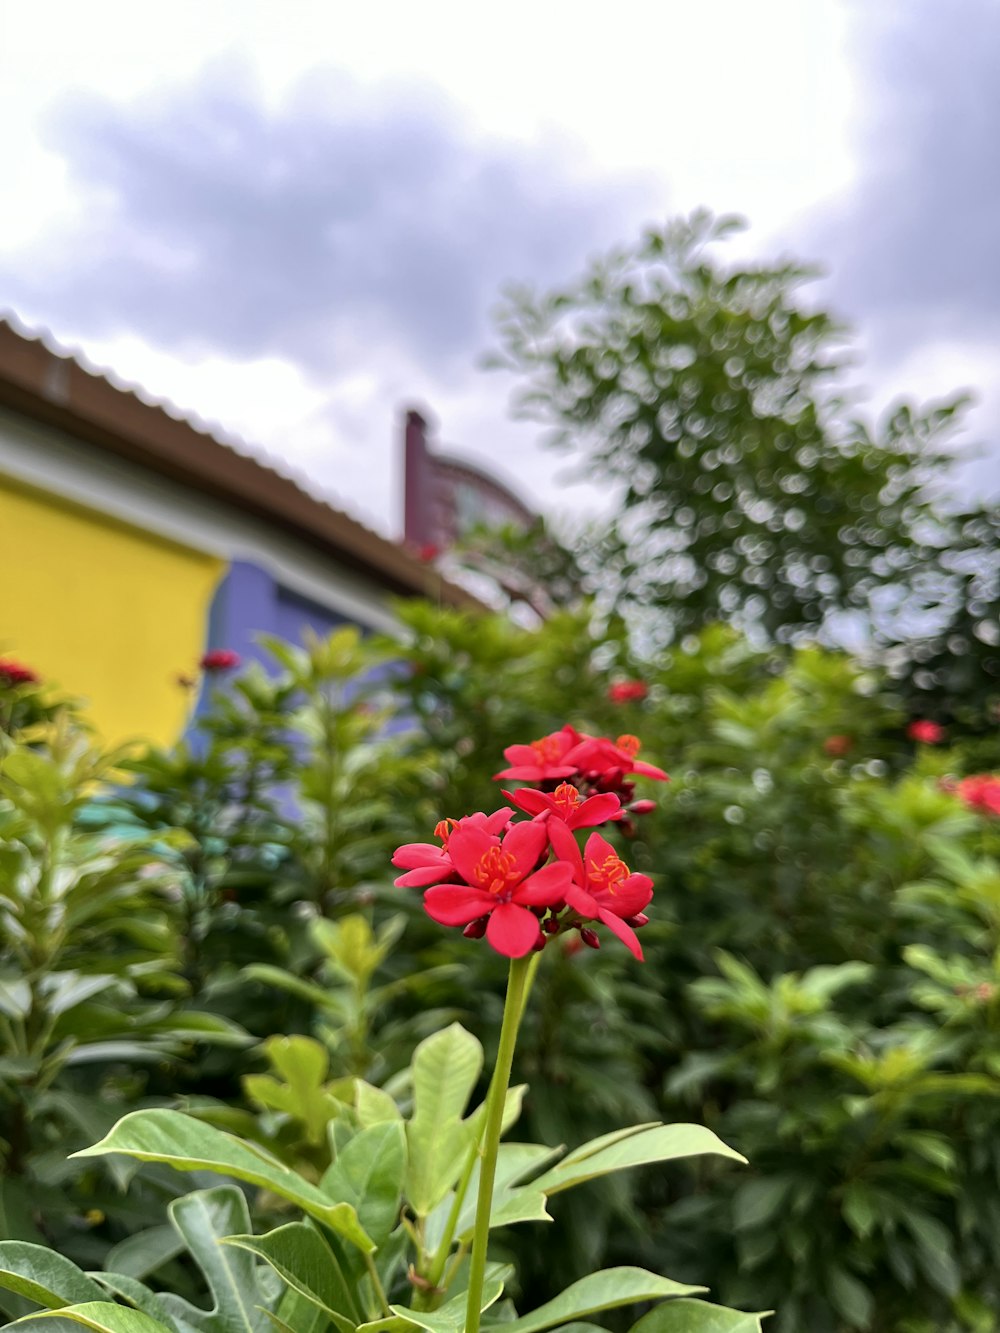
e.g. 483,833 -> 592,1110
573,793 -> 623,828
505,787 -> 551,816
423,885 -> 496,926
632,760 -> 669,780
502,820 -> 548,878
597,907 -> 644,961
446,825 -> 495,885
548,817 -> 584,882
394,865 -> 455,888
582,830 -> 618,867
486,902 -> 543,958
514,861 -> 574,906
391,843 -> 448,869
565,881 -> 600,917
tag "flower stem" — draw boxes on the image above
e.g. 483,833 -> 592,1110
464,953 -> 532,1333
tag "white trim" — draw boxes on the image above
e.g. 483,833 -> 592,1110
0,408 -> 400,634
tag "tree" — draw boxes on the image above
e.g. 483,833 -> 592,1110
489,211 -> 974,651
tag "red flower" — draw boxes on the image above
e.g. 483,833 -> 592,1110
504,782 -> 622,829
955,775 -> 1000,817
608,680 -> 648,703
564,733 -> 668,782
201,649 -> 241,672
548,819 -> 653,960
823,734 -> 854,757
421,821 -> 573,957
392,808 -> 513,888
0,658 -> 39,687
494,725 -> 583,783
417,543 -> 441,562
907,719 -> 945,744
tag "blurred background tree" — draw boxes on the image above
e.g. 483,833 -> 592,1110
487,211 -> 1000,724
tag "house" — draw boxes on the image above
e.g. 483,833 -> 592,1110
0,318 -> 480,746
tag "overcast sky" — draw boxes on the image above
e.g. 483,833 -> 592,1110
1,1 -> 997,537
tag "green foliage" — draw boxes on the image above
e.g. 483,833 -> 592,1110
0,1026 -> 745,1332
7,604 -> 1000,1330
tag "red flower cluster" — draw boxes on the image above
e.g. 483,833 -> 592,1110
492,725 -> 668,829
394,727 -> 664,960
608,680 -> 648,703
907,719 -> 945,744
0,658 -> 39,687
954,775 -> 1000,817
200,649 -> 241,672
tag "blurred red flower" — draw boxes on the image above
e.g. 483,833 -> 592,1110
608,680 -> 648,703
504,781 -> 622,829
955,775 -> 1000,816
494,725 -> 583,782
823,734 -> 854,757
0,658 -> 39,686
200,649 -> 241,672
907,719 -> 945,744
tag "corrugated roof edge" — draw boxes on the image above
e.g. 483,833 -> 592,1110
0,314 -> 485,611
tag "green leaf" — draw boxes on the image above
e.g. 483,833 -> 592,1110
321,1121 -> 407,1246
826,1268 -> 873,1330
530,1124 -> 745,1195
73,1111 -> 374,1252
499,1269 -> 705,1333
731,1177 -> 795,1232
224,1224 -> 359,1333
453,1143 -> 561,1241
89,1275 -> 170,1326
161,1188 -> 274,1333
405,1025 -> 483,1216
244,1037 -> 341,1146
630,1300 -> 769,1332
0,1243 -> 106,1310
390,1262 -> 511,1333
104,1228 -> 186,1281
354,1082 -> 402,1129
7,1302 -> 173,1333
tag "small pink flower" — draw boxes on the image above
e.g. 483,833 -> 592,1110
907,719 -> 945,744
200,649 -> 241,672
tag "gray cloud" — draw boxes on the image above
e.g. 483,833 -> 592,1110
811,1 -> 1000,350
1,62 -> 652,378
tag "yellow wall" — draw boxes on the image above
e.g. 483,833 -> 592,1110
0,472 -> 225,747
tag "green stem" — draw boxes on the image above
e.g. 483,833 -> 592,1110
423,949 -> 543,1301
464,953 -> 532,1333
363,1250 -> 391,1318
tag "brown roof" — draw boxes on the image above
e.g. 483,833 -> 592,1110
0,317 -> 483,610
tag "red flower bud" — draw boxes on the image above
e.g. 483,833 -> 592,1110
629,799 -> 656,816
542,915 -> 561,934
580,927 -> 601,950
625,913 -> 650,928
462,916 -> 489,939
